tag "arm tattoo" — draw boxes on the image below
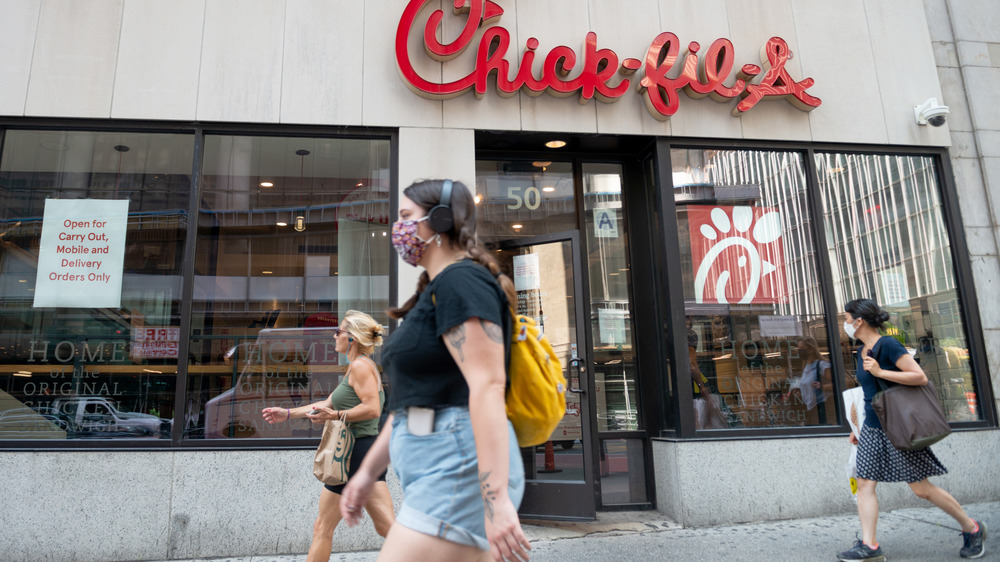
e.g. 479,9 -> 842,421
479,471 -> 496,522
479,319 -> 504,344
444,324 -> 467,362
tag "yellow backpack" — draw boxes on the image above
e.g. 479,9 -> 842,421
504,311 -> 567,448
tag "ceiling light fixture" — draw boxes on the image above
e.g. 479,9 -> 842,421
542,186 -> 555,192
512,224 -> 523,229
545,140 -> 567,148
276,221 -> 288,227
260,181 -> 274,188
113,144 -> 130,198
532,161 -> 552,168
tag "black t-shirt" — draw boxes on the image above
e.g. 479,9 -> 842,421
383,260 -> 510,411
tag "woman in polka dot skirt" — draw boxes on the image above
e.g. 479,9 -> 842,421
837,298 -> 985,561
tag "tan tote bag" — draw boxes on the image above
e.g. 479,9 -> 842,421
312,411 -> 354,485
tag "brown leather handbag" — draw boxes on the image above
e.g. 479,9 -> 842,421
870,347 -> 951,450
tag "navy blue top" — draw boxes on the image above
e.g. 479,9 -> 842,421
857,336 -> 907,428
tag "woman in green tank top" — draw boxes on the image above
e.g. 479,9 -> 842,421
261,310 -> 394,562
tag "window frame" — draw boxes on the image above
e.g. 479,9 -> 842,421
652,138 -> 996,440
0,117 -> 398,451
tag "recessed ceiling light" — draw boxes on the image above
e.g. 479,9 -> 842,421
512,224 -> 523,229
542,187 -> 555,192
39,141 -> 70,151
259,181 -> 273,187
545,140 -> 567,148
532,161 -> 552,168
276,221 -> 288,226
262,271 -> 272,275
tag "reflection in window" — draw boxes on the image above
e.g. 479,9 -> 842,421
186,135 -> 390,439
475,160 -> 575,242
0,130 -> 192,439
599,438 -> 648,505
673,148 -> 834,429
817,153 -> 979,422
583,163 -> 641,431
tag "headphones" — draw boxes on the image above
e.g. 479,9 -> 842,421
426,179 -> 455,233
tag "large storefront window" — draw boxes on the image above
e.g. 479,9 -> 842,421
0,130 -> 193,439
186,135 -> 390,439
817,153 -> 980,422
673,148 -> 835,429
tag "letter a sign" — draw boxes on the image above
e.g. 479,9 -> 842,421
594,208 -> 618,238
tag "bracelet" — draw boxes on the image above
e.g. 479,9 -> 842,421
287,408 -> 291,420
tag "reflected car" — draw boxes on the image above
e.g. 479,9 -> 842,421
0,407 -> 76,439
203,327 -> 343,439
50,396 -> 171,437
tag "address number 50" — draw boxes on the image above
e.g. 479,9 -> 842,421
507,186 -> 542,210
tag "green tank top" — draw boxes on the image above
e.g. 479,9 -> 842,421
329,357 -> 384,438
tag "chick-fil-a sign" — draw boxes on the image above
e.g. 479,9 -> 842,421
396,0 -> 821,120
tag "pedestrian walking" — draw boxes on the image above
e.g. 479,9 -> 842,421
794,336 -> 832,425
837,298 -> 986,561
262,310 -> 394,562
339,179 -> 530,562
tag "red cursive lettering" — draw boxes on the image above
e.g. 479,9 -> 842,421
734,37 -> 821,114
397,0 -> 633,103
396,1 -> 821,119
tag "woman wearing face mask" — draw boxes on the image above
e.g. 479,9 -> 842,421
837,298 -> 985,562
261,311 -> 394,562
339,179 -> 529,562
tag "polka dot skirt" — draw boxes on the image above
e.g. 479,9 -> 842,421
856,424 -> 948,483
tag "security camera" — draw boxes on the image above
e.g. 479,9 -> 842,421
914,98 -> 949,127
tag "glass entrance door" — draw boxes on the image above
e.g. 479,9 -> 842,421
497,233 -> 596,520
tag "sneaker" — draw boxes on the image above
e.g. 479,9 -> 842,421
961,520 -> 987,559
838,538 -> 885,561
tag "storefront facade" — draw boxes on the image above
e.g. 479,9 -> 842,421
1,1 -> 999,560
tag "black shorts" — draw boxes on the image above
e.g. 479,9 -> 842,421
323,434 -> 387,495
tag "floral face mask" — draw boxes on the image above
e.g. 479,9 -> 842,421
391,217 -> 433,266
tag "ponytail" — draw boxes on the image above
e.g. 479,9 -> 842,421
466,241 -> 517,309
387,270 -> 430,320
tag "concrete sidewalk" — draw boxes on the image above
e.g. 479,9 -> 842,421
156,502 -> 1000,561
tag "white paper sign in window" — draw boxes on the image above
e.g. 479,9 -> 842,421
33,199 -> 129,308
513,253 -> 540,292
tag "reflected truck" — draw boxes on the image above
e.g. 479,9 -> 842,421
203,327 -> 344,439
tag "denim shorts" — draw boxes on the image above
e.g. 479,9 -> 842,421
390,406 -> 524,551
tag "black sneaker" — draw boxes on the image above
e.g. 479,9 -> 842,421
961,520 -> 987,559
837,538 -> 885,561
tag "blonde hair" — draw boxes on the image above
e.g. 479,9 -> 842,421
341,310 -> 385,355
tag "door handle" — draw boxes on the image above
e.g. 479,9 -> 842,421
567,357 -> 586,394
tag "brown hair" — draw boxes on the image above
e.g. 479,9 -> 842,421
798,336 -> 822,361
388,179 -> 516,319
